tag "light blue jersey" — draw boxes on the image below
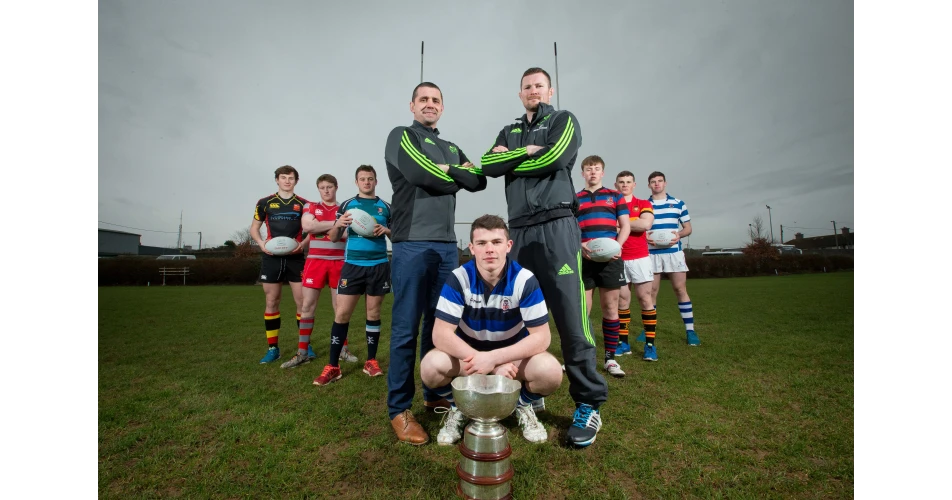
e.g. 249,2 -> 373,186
337,196 -> 391,266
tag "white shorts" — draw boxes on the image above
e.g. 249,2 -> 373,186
650,251 -> 689,274
623,257 -> 654,284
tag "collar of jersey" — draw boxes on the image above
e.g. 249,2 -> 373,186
516,102 -> 555,126
410,120 -> 440,136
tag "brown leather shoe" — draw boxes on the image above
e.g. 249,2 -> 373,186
423,398 -> 451,411
391,410 -> 429,445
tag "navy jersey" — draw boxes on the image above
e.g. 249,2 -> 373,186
254,193 -> 309,240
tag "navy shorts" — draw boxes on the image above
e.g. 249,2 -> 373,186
337,262 -> 391,296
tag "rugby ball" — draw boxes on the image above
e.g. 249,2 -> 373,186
587,238 -> 621,262
648,230 -> 677,247
265,236 -> 297,255
345,208 -> 376,237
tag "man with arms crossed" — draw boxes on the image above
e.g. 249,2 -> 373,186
646,171 -> 700,360
251,165 -> 310,364
313,165 -> 392,385
479,67 -> 607,448
384,82 -> 487,445
421,215 -> 561,445
575,155 -> 630,377
612,171 -> 656,360
281,173 -> 359,369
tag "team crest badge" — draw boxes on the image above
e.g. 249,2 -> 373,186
316,209 -> 323,215
293,204 -> 301,211
501,298 -> 511,311
377,207 -> 383,214
339,279 -> 347,288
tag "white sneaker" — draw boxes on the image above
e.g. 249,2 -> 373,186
436,406 -> 468,445
515,404 -> 548,443
605,359 -> 626,378
339,345 -> 358,363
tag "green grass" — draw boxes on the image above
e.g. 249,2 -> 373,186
99,272 -> 853,499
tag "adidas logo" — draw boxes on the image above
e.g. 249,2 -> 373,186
510,127 -> 522,134
558,264 -> 574,275
424,137 -> 436,145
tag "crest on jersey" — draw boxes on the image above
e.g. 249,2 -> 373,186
501,298 -> 511,311
315,209 -> 323,215
293,204 -> 301,211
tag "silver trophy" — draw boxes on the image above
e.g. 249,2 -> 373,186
451,374 -> 521,500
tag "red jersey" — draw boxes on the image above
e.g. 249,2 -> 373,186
304,201 -> 346,260
620,196 -> 653,260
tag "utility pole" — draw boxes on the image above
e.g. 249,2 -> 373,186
176,211 -> 183,249
748,223 -> 754,243
765,205 -> 774,243
198,231 -> 202,250
831,221 -> 838,249
780,224 -> 784,244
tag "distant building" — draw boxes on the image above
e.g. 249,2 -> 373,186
99,229 -> 140,257
785,226 -> 854,250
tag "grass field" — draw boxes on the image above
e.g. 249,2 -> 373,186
99,272 -> 853,499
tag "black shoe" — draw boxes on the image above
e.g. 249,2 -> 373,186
565,403 -> 601,448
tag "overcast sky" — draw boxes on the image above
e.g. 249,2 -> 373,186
98,0 -> 853,249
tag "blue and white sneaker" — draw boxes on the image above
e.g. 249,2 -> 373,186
635,330 -> 646,343
686,330 -> 700,346
307,344 -> 316,359
643,344 -> 658,362
566,403 -> 602,448
259,346 -> 280,364
615,341 -> 632,356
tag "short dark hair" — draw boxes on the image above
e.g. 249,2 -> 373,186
355,164 -> 377,179
316,174 -> 338,188
274,165 -> 299,181
580,155 -> 605,171
470,214 -> 509,241
412,82 -> 442,101
521,67 -> 551,87
648,171 -> 666,182
616,170 -> 635,181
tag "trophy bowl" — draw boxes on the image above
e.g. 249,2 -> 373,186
451,374 -> 521,422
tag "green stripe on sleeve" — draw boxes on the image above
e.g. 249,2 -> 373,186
400,131 -> 453,181
514,117 -> 575,172
480,147 -> 528,165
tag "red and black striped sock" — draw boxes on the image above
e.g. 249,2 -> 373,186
603,318 -> 620,361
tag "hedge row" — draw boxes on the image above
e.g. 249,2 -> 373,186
99,254 -> 853,286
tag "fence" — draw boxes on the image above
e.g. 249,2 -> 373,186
159,267 -> 190,285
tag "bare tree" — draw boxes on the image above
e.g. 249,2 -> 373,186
230,227 -> 261,246
748,215 -> 768,242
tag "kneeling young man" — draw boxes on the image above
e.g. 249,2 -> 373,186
420,215 -> 563,445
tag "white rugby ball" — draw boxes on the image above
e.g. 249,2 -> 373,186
587,238 -> 621,262
265,236 -> 297,255
345,208 -> 377,237
648,230 -> 677,247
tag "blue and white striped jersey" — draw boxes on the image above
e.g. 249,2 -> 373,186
435,258 -> 549,351
648,194 -> 691,255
